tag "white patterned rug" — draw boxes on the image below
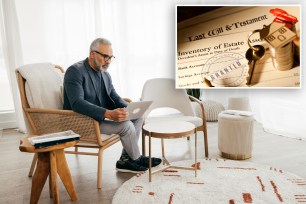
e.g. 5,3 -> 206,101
112,159 -> 306,204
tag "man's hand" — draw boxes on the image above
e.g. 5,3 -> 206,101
104,108 -> 128,122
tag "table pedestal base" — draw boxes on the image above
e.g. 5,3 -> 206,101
148,131 -> 198,182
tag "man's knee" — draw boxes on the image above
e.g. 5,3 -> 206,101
119,121 -> 135,136
136,116 -> 144,124
132,117 -> 144,128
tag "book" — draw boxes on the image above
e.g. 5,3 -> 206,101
28,130 -> 80,149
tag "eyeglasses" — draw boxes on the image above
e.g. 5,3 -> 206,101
93,50 -> 115,62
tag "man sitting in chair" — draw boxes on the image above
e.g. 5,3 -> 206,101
63,38 -> 161,173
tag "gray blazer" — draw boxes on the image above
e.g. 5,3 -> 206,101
63,58 -> 128,122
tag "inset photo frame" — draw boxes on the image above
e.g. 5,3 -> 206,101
176,6 -> 301,89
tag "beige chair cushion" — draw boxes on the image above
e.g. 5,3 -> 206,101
101,134 -> 117,141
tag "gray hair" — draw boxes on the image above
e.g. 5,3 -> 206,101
90,38 -> 112,52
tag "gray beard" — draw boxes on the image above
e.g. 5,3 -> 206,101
94,58 -> 108,72
100,66 -> 108,72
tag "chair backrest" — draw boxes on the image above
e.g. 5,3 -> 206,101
16,64 -> 64,134
16,63 -> 64,110
141,78 -> 195,117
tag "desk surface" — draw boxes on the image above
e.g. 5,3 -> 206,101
19,135 -> 78,153
143,121 -> 195,139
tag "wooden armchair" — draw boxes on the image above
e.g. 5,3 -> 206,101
16,63 -> 120,189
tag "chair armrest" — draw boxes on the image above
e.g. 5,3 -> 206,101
123,98 -> 132,103
26,108 -> 100,143
188,95 -> 207,122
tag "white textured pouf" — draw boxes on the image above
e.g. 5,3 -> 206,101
218,111 -> 254,160
192,100 -> 225,121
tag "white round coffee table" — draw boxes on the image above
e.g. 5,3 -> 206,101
142,121 -> 197,182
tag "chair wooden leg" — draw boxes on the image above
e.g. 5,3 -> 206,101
187,136 -> 190,140
142,131 -> 146,156
74,146 -> 78,152
50,151 -> 60,204
149,132 -> 152,182
30,152 -> 50,204
56,149 -> 78,201
28,153 -> 38,177
161,139 -> 165,165
49,172 -> 53,198
203,129 -> 209,158
97,149 -> 103,189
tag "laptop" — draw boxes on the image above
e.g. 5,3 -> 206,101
126,101 -> 153,120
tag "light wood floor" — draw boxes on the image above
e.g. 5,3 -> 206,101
0,121 -> 305,204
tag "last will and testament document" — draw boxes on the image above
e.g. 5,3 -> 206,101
176,6 -> 300,88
